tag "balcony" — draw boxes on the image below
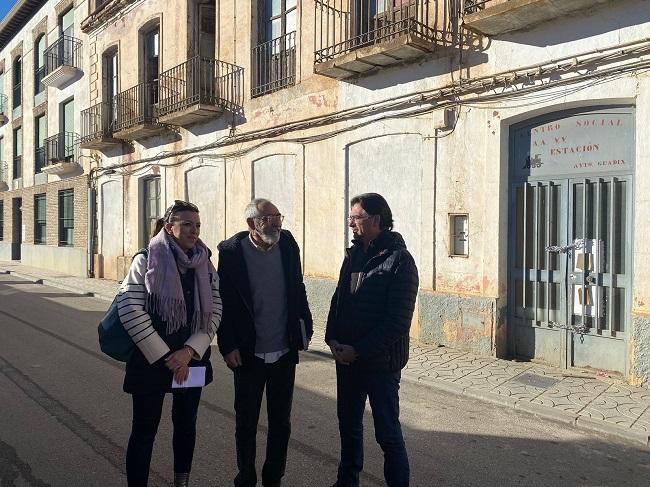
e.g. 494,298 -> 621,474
0,162 -> 7,191
79,101 -> 121,150
314,0 -> 456,80
0,94 -> 7,125
252,32 -> 296,97
42,132 -> 81,176
42,35 -> 83,88
462,0 -> 612,36
112,82 -> 167,140
158,56 -> 243,126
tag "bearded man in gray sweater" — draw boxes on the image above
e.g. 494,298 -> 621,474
217,198 -> 313,487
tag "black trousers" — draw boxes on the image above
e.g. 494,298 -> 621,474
233,353 -> 296,487
126,388 -> 202,487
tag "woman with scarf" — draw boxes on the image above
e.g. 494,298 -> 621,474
117,200 -> 222,487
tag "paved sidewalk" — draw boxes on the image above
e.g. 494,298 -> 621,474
2,260 -> 649,448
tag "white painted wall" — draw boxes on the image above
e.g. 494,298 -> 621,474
347,134 -> 423,268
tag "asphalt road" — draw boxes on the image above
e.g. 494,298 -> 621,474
1,273 -> 650,487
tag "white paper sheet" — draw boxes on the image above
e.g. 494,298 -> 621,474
172,366 -> 206,388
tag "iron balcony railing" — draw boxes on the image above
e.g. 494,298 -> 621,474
158,56 -> 244,116
35,147 -> 45,173
34,66 -> 46,95
44,132 -> 79,164
0,94 -> 7,114
80,101 -> 115,144
13,82 -> 21,108
252,32 -> 297,97
13,155 -> 22,179
314,0 -> 455,63
44,35 -> 82,76
463,0 -> 494,14
113,81 -> 158,133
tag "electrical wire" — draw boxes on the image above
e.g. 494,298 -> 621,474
92,39 -> 650,180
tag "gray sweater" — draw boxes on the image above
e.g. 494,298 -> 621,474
242,236 -> 290,354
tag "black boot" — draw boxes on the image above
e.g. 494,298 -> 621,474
174,472 -> 190,487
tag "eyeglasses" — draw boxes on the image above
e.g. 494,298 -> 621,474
255,214 -> 284,224
163,200 -> 199,222
347,214 -> 371,222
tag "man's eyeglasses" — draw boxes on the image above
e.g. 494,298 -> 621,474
163,200 -> 199,222
255,214 -> 284,224
347,214 -> 370,223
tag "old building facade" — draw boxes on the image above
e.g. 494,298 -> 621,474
2,0 -> 650,384
0,0 -> 91,276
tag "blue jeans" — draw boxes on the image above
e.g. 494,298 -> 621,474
335,365 -> 409,487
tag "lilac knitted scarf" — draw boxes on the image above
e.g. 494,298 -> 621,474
145,229 -> 214,335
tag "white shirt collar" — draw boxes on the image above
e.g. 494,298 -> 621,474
248,233 -> 278,252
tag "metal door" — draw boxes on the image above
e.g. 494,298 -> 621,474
508,107 -> 634,376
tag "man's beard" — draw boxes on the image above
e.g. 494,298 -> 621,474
255,225 -> 280,245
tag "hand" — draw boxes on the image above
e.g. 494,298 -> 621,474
173,364 -> 190,385
165,346 -> 194,384
328,340 -> 340,359
224,349 -> 242,369
335,344 -> 358,365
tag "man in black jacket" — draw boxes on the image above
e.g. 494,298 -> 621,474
326,193 -> 419,487
217,198 -> 313,487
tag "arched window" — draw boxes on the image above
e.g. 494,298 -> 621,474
35,35 -> 46,96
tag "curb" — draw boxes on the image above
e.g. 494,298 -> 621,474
0,268 -> 115,302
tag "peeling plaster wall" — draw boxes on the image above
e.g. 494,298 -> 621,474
419,290 -> 499,356
632,315 -> 650,383
82,0 -> 650,382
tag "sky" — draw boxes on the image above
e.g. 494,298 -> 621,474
0,0 -> 20,23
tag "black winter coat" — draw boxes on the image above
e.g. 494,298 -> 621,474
216,230 -> 313,365
325,231 -> 419,372
124,268 -> 214,394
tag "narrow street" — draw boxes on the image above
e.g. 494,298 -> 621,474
1,273 -> 649,487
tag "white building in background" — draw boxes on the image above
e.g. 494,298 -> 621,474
0,0 -> 92,277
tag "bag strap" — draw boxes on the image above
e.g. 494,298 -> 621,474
134,248 -> 148,259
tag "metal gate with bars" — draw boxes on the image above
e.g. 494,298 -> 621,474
508,106 -> 634,376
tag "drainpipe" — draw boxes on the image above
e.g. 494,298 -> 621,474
87,174 -> 97,278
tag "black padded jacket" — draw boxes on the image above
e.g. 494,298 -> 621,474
325,231 -> 419,372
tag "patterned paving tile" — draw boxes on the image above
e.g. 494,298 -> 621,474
416,355 -> 494,383
493,367 -> 566,402
403,347 -> 469,375
454,361 -> 531,391
631,406 -> 650,433
532,377 -> 610,414
579,383 -> 650,429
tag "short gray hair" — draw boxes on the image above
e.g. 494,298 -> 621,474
245,198 -> 273,219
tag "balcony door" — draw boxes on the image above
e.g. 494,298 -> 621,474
59,8 -> 75,66
198,3 -> 216,60
144,27 -> 160,108
103,51 -> 119,127
60,98 -> 75,161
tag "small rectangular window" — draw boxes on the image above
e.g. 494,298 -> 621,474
449,213 -> 469,257
59,189 -> 74,246
34,193 -> 46,244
